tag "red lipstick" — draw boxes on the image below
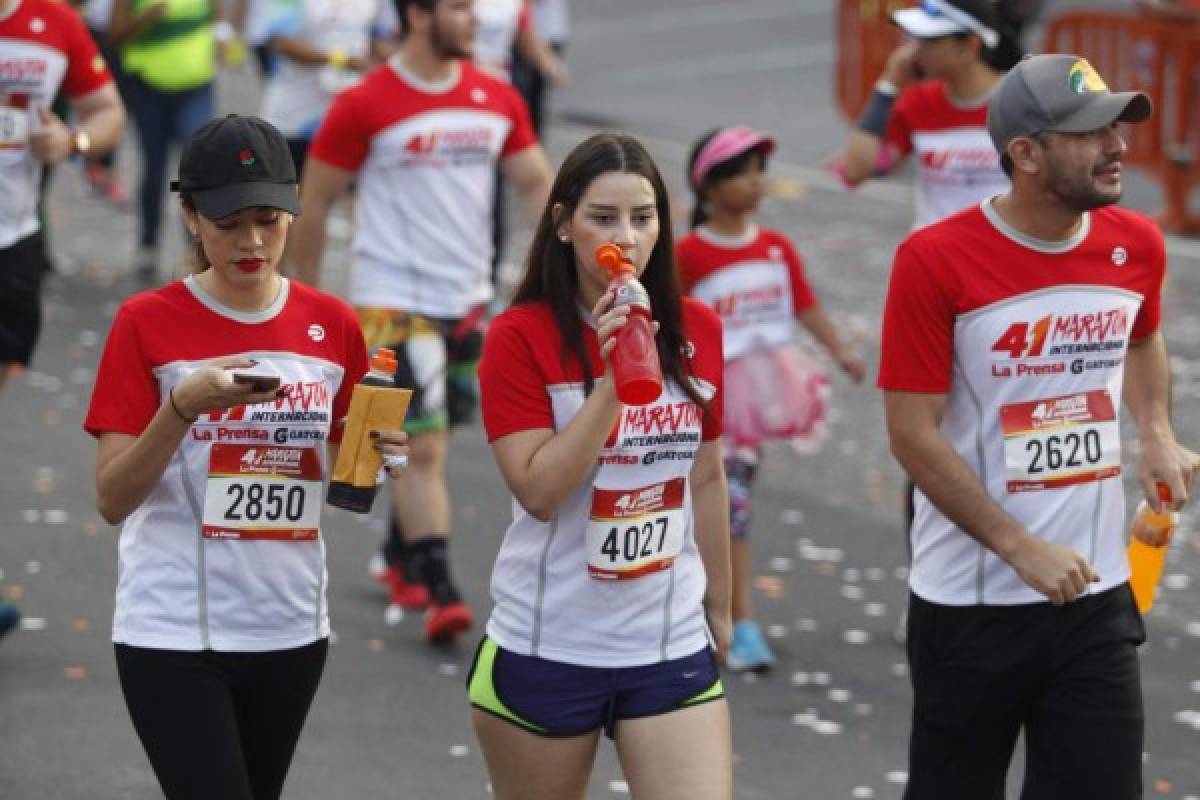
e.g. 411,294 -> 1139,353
235,258 -> 265,273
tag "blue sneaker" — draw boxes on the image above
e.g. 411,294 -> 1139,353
0,601 -> 20,642
726,620 -> 776,673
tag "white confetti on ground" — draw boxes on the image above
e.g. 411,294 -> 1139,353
448,745 -> 470,758
1164,574 -> 1191,591
20,618 -> 46,631
843,568 -> 861,583
864,568 -> 886,582
780,509 -> 805,526
843,630 -> 871,645
22,510 -> 40,524
812,720 -> 843,735
791,672 -> 810,686
24,561 -> 41,575
828,688 -> 852,703
769,556 -> 794,572
1191,680 -> 1200,694
608,780 -> 630,794
1186,622 -> 1200,638
384,605 -> 404,626
438,663 -> 460,677
1174,710 -> 1200,730
813,672 -> 832,686
792,710 -> 818,726
44,510 -> 69,525
767,624 -> 788,639
798,541 -> 845,562
851,788 -> 875,799
886,771 -> 909,785
892,663 -> 909,678
864,603 -> 887,617
841,585 -> 865,601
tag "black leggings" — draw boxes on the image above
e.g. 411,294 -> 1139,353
115,639 -> 328,800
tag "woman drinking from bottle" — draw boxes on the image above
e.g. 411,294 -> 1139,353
470,132 -> 733,800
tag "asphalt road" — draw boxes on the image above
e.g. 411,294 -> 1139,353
2,2 -> 1199,798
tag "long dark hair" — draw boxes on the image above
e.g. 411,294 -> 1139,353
685,130 -> 770,229
511,132 -> 706,408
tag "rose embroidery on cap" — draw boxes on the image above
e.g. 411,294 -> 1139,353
239,149 -> 256,166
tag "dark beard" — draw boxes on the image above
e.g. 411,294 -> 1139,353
1045,159 -> 1122,213
430,19 -> 472,60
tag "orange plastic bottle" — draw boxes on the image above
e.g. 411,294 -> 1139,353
1127,483 -> 1178,613
595,244 -> 662,405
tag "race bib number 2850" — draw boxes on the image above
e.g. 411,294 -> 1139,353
1000,389 -> 1121,492
202,444 -> 323,540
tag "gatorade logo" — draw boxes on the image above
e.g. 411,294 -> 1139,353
1067,60 -> 1107,94
239,148 -> 255,167
1111,247 -> 1127,266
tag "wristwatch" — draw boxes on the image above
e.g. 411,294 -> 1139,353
70,128 -> 91,156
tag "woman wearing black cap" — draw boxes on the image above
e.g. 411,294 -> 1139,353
83,114 -> 408,800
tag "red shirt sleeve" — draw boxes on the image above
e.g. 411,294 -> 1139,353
480,309 -> 554,441
684,300 -> 724,441
84,305 -> 161,437
776,234 -> 816,313
310,85 -> 370,172
329,304 -> 369,444
500,83 -> 538,158
883,86 -> 916,158
877,237 -> 957,393
60,5 -> 111,98
1130,220 -> 1165,341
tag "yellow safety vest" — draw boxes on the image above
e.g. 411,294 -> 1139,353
123,0 -> 216,92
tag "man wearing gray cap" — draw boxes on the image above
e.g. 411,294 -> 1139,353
878,54 -> 1200,797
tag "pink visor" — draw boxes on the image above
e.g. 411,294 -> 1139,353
690,126 -> 777,188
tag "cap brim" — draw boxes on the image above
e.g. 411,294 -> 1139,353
191,181 -> 301,219
1051,91 -> 1154,134
891,8 -> 967,38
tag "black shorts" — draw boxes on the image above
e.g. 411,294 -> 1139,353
356,305 -> 486,432
0,232 -> 49,366
904,585 -> 1145,800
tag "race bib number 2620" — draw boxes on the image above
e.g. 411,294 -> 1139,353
1000,389 -> 1121,492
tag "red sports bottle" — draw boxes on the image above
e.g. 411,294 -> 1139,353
595,243 -> 662,405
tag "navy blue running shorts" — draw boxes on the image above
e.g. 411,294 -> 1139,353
467,637 -> 724,739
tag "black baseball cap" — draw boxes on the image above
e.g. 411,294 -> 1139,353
170,114 -> 300,218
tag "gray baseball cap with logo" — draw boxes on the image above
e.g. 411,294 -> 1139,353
987,54 -> 1153,156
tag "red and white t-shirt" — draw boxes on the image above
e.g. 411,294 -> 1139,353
474,0 -> 530,80
84,277 -> 368,651
879,200 -> 1165,606
479,298 -> 724,667
885,80 -> 1009,229
310,58 -> 537,318
677,225 -> 816,360
0,0 -> 110,248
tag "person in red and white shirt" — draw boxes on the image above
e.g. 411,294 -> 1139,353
85,115 -> 407,798
678,126 -> 865,674
880,55 -> 1200,798
0,0 -> 123,389
471,133 -> 733,799
288,0 -> 554,643
836,0 -> 1018,229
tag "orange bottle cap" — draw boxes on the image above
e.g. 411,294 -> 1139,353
371,347 -> 398,376
1155,482 -> 1173,504
595,243 -> 633,277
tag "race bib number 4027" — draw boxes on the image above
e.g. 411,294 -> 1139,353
202,444 -> 323,540
1000,389 -> 1121,493
586,478 -> 686,580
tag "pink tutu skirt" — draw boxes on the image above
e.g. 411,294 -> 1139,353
722,344 -> 830,453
